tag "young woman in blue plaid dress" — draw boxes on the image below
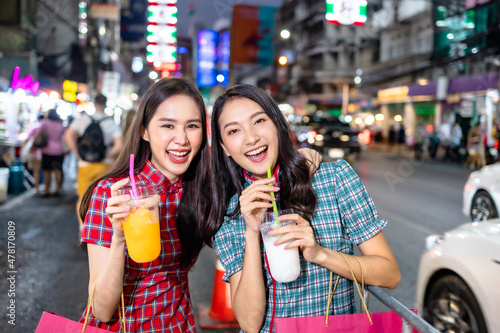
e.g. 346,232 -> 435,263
205,84 -> 401,333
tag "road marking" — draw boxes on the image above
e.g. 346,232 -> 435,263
382,210 -> 437,236
20,227 -> 42,240
408,177 -> 463,195
0,190 -> 34,213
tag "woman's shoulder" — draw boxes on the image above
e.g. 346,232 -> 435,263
315,159 -> 352,177
95,176 -> 126,191
215,195 -> 243,235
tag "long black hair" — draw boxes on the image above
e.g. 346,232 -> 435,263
205,84 -> 316,247
79,77 -> 210,269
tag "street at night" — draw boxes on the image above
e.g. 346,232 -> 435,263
1,0 -> 500,332
0,145 -> 472,332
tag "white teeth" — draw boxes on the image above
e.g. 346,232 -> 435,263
169,151 -> 188,157
246,146 -> 267,156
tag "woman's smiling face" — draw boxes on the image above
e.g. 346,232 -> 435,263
218,98 -> 279,179
142,94 -> 203,182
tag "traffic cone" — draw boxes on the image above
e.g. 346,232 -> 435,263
198,259 -> 239,328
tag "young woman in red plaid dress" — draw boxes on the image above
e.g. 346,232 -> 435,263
78,77 -> 210,332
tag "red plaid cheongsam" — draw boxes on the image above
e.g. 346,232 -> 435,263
81,159 -> 196,332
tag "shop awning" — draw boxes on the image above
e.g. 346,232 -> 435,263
408,82 -> 437,96
448,72 -> 499,94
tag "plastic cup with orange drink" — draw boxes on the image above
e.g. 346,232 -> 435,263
118,184 -> 161,263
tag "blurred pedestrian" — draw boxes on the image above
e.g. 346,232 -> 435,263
64,93 -> 123,231
413,123 -> 426,161
387,124 -> 396,151
122,109 -> 136,139
397,122 -> 406,155
428,129 -> 440,160
205,84 -> 400,333
38,109 -> 66,196
450,122 -> 463,162
23,114 -> 44,195
466,122 -> 483,169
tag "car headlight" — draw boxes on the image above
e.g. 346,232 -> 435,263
424,234 -> 443,252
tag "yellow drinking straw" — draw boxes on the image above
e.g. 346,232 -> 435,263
267,166 -> 280,225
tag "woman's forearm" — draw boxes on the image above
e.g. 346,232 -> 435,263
89,235 -> 126,322
313,232 -> 401,289
314,248 -> 400,289
232,231 -> 267,332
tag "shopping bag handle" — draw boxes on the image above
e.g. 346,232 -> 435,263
81,277 -> 126,332
325,253 -> 372,326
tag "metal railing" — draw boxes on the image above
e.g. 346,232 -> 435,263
366,285 -> 439,333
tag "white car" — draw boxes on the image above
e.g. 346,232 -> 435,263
463,163 -> 500,221
416,220 -> 500,333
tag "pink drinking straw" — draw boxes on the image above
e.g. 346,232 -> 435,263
129,154 -> 139,200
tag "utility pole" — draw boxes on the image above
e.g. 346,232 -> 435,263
393,0 -> 399,24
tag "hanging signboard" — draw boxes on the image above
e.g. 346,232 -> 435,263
326,0 -> 367,26
197,30 -> 218,87
146,0 -> 177,70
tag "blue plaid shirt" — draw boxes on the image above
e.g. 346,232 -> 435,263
213,159 -> 387,332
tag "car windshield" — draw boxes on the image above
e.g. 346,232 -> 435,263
299,115 -> 352,130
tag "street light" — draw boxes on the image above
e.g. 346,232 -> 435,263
278,56 -> 288,66
280,29 -> 290,39
149,71 -> 159,80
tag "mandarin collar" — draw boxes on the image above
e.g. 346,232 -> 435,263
143,159 -> 183,194
243,164 -> 280,185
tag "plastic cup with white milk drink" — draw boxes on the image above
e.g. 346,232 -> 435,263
260,209 -> 300,283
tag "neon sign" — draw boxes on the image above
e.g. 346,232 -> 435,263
10,66 -> 39,95
197,30 -> 218,87
63,80 -> 78,102
146,0 -> 177,72
326,0 -> 367,26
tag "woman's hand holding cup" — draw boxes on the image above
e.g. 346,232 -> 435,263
239,177 -> 280,234
105,178 -> 132,240
270,212 -> 323,264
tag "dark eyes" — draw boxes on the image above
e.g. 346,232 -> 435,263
161,124 -> 200,129
226,118 -> 266,135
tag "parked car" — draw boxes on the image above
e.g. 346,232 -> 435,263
291,114 -> 361,160
463,163 -> 500,221
416,220 -> 500,333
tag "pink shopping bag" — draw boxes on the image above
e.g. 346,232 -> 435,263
35,312 -> 114,333
275,309 -> 419,333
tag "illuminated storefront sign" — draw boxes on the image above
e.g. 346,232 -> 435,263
377,86 -> 409,102
10,66 -> 39,95
197,30 -> 218,87
146,0 -> 177,70
63,80 -> 78,102
325,0 -> 367,26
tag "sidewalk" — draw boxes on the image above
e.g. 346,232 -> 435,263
0,152 -> 78,213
